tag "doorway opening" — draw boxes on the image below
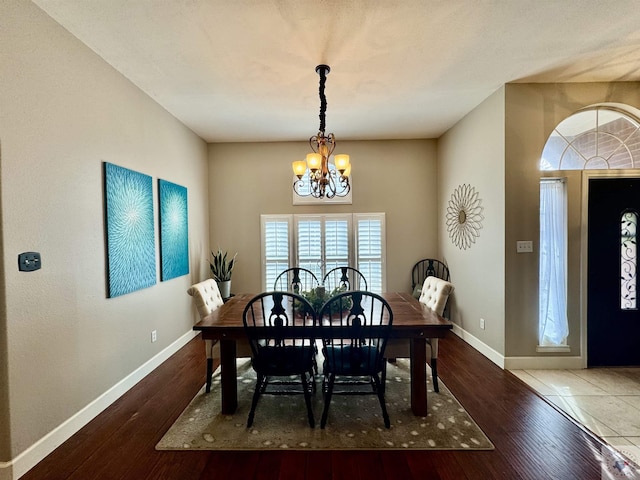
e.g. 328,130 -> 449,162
539,104 -> 640,366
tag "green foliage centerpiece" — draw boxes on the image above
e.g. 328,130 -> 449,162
295,285 -> 352,315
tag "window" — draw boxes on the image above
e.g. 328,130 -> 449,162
261,213 -> 386,293
540,106 -> 640,171
621,210 -> 638,310
539,179 -> 569,346
355,214 -> 385,293
295,215 -> 351,279
261,215 -> 292,291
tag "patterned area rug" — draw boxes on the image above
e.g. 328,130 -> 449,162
156,358 -> 494,451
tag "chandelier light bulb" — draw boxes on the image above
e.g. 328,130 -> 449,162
306,153 -> 322,172
334,154 -> 350,174
292,160 -> 307,179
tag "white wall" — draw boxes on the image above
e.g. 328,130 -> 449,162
0,1 -> 209,477
438,88 -> 506,361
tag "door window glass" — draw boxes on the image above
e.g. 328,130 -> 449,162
621,210 -> 637,310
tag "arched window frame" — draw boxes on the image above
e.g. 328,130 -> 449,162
541,104 -> 640,171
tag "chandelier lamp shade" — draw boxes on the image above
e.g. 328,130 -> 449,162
292,65 -> 351,199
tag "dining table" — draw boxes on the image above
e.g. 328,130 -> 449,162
193,291 -> 453,416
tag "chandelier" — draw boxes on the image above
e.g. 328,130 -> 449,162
292,65 -> 351,199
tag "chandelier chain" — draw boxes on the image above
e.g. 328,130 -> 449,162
318,67 -> 327,134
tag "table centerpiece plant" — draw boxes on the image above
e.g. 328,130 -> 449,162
295,285 -> 352,315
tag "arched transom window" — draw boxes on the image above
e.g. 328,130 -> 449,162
540,106 -> 640,171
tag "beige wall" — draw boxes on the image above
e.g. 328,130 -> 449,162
208,140 -> 438,294
504,82 -> 640,361
438,88 -> 506,356
4,1 -> 639,475
0,0 -> 209,473
437,82 -> 640,365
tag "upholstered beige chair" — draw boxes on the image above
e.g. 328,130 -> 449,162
188,279 -> 252,392
384,276 -> 454,392
187,279 -> 225,392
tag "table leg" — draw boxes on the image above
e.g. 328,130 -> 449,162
220,339 -> 237,414
410,337 -> 428,416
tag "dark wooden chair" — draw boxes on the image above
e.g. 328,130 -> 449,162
411,258 -> 450,290
242,291 -> 317,428
273,267 -> 320,294
322,266 -> 368,292
318,291 -> 393,429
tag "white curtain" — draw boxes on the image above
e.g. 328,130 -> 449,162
539,179 -> 569,345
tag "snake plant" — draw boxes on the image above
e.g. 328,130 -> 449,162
209,248 -> 236,282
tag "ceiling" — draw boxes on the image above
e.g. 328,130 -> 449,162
32,0 -> 640,143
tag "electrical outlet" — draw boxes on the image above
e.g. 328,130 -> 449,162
151,330 -> 157,343
480,318 -> 486,330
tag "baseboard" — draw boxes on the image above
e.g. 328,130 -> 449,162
451,324 -> 505,368
450,325 -> 586,370
3,330 -> 198,480
504,355 -> 586,370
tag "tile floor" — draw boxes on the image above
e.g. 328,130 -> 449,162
511,367 -> 640,477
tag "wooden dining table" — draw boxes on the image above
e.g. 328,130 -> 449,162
193,292 -> 452,416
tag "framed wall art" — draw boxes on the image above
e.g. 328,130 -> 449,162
103,162 -> 156,297
158,179 -> 189,281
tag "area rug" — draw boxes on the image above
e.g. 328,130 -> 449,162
156,358 -> 494,451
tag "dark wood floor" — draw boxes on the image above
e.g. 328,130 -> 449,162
22,333 -> 610,480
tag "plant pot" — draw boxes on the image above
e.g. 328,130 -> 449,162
217,280 -> 231,299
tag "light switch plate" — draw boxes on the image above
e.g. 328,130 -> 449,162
18,252 -> 41,271
516,241 -> 533,253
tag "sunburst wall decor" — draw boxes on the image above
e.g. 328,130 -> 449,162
445,184 -> 484,250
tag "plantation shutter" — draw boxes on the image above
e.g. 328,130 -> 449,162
297,218 -> 323,279
355,214 -> 385,293
324,218 -> 350,272
261,215 -> 292,290
295,214 -> 351,280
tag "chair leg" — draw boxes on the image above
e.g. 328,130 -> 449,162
301,373 -> 315,428
431,357 -> 439,393
372,374 -> 390,428
320,373 -> 335,429
260,375 -> 269,393
247,373 -> 264,428
205,358 -> 213,393
308,368 -> 316,393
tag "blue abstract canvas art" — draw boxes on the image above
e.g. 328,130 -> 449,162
158,179 -> 189,281
104,162 -> 157,297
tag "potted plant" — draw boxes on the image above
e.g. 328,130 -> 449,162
209,248 -> 237,299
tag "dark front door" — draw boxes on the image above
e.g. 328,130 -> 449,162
587,177 -> 640,367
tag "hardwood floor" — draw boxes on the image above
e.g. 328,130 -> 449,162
22,333 -> 612,480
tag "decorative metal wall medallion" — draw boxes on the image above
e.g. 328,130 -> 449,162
446,184 -> 484,250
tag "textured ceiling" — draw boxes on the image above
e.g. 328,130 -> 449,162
32,0 -> 640,143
